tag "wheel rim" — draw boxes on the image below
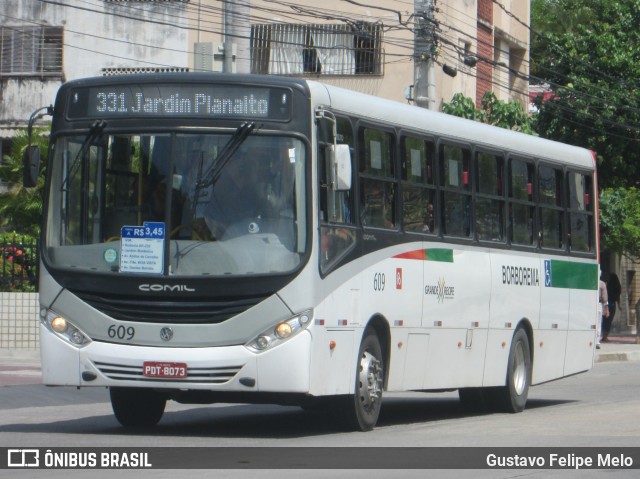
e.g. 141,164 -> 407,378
358,350 -> 383,412
512,340 -> 527,396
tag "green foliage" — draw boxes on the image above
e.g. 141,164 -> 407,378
531,0 -> 640,189
0,127 -> 49,236
442,92 -> 535,134
442,93 -> 486,122
598,187 -> 640,260
0,231 -> 38,292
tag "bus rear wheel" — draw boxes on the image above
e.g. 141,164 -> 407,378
341,329 -> 384,431
110,387 -> 166,427
490,327 -> 531,413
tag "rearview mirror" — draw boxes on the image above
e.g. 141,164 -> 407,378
330,144 -> 351,191
23,145 -> 41,188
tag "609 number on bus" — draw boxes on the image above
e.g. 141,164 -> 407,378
108,325 -> 135,340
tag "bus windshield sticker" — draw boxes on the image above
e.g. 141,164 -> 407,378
119,222 -> 165,274
103,247 -> 118,265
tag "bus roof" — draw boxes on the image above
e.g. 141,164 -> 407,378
307,80 -> 595,171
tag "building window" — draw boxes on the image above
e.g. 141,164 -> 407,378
101,67 -> 189,76
251,23 -> 383,76
0,26 -> 63,76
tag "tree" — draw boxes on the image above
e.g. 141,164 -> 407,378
531,0 -> 640,189
598,187 -> 640,261
442,91 -> 535,134
0,128 -> 49,235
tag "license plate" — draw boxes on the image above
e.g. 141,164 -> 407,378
143,361 -> 187,378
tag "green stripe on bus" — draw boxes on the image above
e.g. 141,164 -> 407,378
424,248 -> 454,263
547,260 -> 598,290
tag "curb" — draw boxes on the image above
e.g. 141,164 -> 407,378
596,351 -> 640,363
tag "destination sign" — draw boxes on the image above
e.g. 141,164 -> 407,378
67,84 -> 292,120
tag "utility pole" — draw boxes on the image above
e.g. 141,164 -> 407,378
223,1 -> 251,73
413,0 -> 436,110
223,0 -> 235,73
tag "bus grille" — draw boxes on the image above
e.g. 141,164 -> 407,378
93,361 -> 243,384
72,291 -> 268,324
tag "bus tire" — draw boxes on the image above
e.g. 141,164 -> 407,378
491,327 -> 531,413
110,387 -> 166,427
341,329 -> 384,431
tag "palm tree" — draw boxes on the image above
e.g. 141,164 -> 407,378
0,128 -> 49,235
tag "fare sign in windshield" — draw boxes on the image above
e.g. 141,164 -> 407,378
120,222 -> 165,274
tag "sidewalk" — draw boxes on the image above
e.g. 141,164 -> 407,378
595,335 -> 640,363
0,349 -> 41,386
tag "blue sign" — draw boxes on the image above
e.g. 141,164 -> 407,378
120,222 -> 165,274
121,222 -> 165,239
544,260 -> 552,287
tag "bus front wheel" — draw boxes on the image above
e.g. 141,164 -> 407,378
341,329 -> 384,431
110,387 -> 166,427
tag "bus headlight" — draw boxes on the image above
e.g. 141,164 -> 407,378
43,310 -> 91,348
246,310 -> 312,353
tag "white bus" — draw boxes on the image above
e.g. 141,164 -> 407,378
26,73 -> 599,431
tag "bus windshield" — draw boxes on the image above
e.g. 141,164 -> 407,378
45,132 -> 307,277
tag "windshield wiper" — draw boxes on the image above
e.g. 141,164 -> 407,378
196,121 -> 256,190
61,120 -> 106,191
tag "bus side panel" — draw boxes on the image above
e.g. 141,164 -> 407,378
484,251 -> 540,387
422,248 -> 490,389
564,288 -> 597,375
256,331 -> 312,392
358,245 -> 425,392
422,329 -> 489,389
534,257 -> 570,384
531,329 -> 568,385
311,329 -> 355,395
308,274 -> 360,396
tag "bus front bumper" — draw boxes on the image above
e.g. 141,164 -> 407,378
40,323 -> 311,394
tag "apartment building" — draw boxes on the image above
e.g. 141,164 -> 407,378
0,0 -> 530,160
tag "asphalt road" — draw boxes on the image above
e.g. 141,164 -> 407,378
1,357 -> 639,478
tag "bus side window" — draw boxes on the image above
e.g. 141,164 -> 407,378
508,158 -> 535,246
359,127 -> 397,229
476,151 -> 505,242
567,171 -> 593,252
318,116 -> 354,225
401,136 -> 436,234
318,115 -> 356,273
440,144 -> 472,238
539,164 -> 564,250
